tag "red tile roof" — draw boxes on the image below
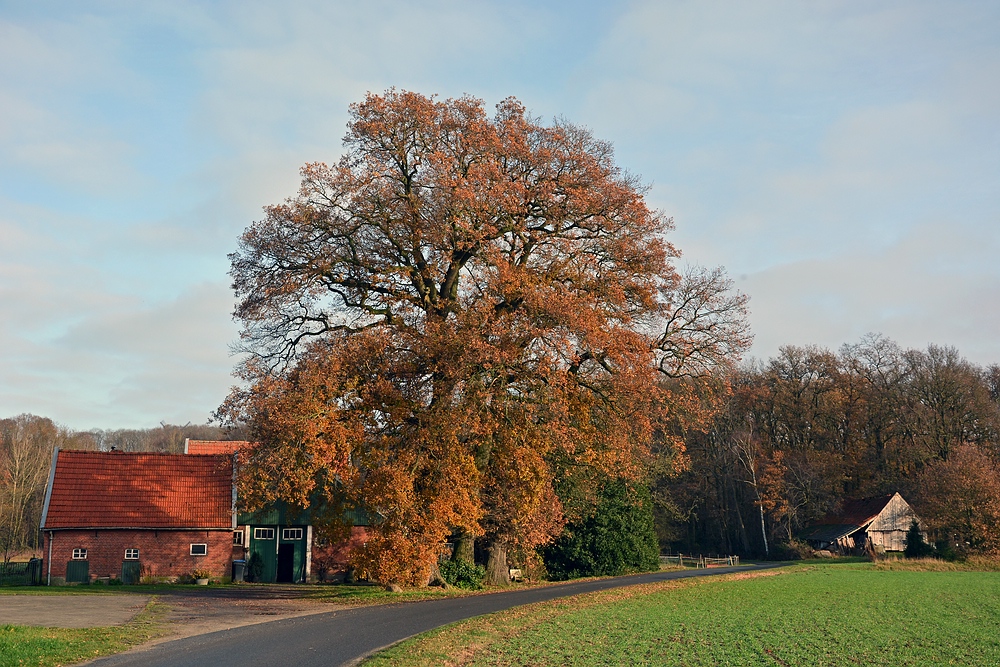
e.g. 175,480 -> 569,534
42,451 -> 234,530
184,440 -> 249,455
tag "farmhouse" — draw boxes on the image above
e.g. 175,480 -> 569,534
798,492 -> 925,554
40,441 -> 369,584
40,449 -> 238,584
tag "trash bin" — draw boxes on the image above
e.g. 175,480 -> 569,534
232,560 -> 246,583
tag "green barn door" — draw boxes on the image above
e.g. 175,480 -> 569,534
66,561 -> 89,584
249,527 -> 277,582
279,527 -> 306,583
121,561 -> 141,584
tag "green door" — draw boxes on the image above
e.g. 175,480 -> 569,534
278,527 -> 306,582
121,561 -> 141,585
66,561 -> 89,584
249,526 -> 277,582
248,525 -> 307,583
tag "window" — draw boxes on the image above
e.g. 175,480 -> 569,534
190,543 -> 208,556
124,548 -> 139,560
233,530 -> 245,546
253,528 -> 275,540
282,528 -> 303,541
72,548 -> 88,560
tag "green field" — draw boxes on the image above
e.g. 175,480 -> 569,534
366,563 -> 1000,666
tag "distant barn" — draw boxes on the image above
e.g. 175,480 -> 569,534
799,493 -> 925,554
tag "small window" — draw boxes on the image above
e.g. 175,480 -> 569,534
254,528 -> 275,540
282,528 -> 303,541
72,548 -> 88,560
190,543 -> 208,556
124,548 -> 139,560
233,530 -> 245,546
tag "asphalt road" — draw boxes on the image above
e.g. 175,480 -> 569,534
92,563 -> 785,667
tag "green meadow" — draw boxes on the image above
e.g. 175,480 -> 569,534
366,563 -> 1000,666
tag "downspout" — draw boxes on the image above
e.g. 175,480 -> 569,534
47,531 -> 52,586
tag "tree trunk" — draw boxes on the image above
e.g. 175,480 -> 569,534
485,539 -> 510,586
758,504 -> 769,558
452,529 -> 475,565
426,559 -> 448,588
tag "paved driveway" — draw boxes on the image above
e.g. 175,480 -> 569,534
0,586 -> 339,636
0,595 -> 151,628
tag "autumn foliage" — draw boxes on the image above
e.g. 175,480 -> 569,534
656,336 -> 1000,558
221,90 -> 749,584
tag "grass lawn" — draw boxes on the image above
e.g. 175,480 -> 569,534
364,563 -> 1000,666
0,598 -> 169,667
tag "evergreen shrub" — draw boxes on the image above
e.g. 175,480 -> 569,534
439,559 -> 486,589
904,519 -> 934,558
542,479 -> 660,580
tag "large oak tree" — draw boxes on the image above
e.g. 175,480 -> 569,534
222,90 -> 748,584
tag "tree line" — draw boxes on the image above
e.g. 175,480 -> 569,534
655,335 -> 1000,558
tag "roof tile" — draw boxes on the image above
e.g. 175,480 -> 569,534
44,451 -> 233,529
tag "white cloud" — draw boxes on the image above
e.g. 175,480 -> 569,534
744,221 -> 1000,365
2,0 -> 1000,430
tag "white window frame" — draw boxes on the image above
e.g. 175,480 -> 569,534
282,528 -> 303,541
190,543 -> 208,556
254,528 -> 275,540
72,548 -> 88,560
233,530 -> 244,546
124,548 -> 139,560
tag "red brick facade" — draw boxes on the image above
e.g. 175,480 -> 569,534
44,529 -> 238,583
311,526 -> 368,581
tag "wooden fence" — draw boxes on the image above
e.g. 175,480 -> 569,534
659,554 -> 740,569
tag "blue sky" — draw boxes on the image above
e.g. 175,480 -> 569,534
2,1 -> 998,430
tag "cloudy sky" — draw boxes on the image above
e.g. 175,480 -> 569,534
2,1 -> 998,430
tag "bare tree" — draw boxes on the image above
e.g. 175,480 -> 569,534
655,266 -> 752,378
0,415 -> 59,562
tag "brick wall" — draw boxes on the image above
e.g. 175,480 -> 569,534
311,526 -> 368,581
44,529 -> 235,582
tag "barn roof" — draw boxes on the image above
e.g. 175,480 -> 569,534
41,450 -> 234,530
806,494 -> 895,530
797,523 -> 860,543
184,439 -> 249,455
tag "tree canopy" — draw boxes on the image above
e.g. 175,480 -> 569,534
221,90 -> 749,584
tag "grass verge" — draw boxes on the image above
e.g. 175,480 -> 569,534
873,555 -> 1000,572
364,563 -> 1000,666
0,597 -> 170,667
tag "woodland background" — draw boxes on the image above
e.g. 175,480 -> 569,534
5,335 -> 998,565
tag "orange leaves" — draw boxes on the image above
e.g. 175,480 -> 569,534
223,89 -> 738,582
916,444 -> 1000,553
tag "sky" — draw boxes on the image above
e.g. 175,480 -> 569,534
1,1 -> 998,430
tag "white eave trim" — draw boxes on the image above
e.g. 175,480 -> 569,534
39,447 -> 60,530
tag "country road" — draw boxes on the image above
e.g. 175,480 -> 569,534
90,563 -> 786,667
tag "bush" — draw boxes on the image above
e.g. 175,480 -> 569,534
771,539 -> 813,560
542,479 -> 660,580
439,559 -> 486,589
246,552 -> 264,583
935,540 -> 959,562
905,520 -> 934,558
